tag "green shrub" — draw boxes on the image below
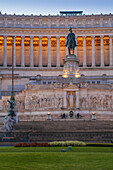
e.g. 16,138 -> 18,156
86,143 -> 113,147
50,141 -> 86,147
14,142 -> 50,147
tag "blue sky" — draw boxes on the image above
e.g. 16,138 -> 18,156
0,0 -> 113,15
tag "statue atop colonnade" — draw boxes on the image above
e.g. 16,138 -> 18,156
65,27 -> 77,55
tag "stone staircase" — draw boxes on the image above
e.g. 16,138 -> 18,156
0,117 -> 4,131
11,120 -> 113,143
14,120 -> 113,132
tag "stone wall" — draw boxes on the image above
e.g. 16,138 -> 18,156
79,84 -> 113,111
0,83 -> 113,118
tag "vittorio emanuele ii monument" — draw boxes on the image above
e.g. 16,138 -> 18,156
0,10 -> 113,123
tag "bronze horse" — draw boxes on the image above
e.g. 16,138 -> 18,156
65,28 -> 77,55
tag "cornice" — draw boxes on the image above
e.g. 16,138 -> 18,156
0,12 -> 113,18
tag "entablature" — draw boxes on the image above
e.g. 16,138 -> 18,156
0,27 -> 113,37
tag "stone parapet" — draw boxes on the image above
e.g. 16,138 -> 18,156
0,12 -> 113,29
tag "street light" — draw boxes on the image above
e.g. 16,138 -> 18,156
7,36 -> 18,123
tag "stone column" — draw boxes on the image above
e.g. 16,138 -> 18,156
76,91 -> 79,109
64,91 -> 67,108
48,36 -> 51,67
101,35 -> 104,67
3,35 -> 7,67
92,36 -> 95,67
21,36 -> 25,67
56,36 -> 60,67
39,36 -> 42,67
12,36 -> 16,67
65,36 -> 68,56
83,36 -> 86,67
75,36 -> 78,56
30,36 -> 34,67
109,35 -> 113,66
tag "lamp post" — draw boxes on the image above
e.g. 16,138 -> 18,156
12,36 -> 14,97
8,36 -> 18,123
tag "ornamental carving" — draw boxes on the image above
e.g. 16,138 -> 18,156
42,39 -> 48,46
80,95 -> 113,110
80,83 -> 89,88
51,40 -> 57,47
60,40 -> 65,47
86,39 -> 92,46
77,39 -> 83,46
25,94 -> 63,111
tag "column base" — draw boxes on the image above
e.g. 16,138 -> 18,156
109,65 -> 113,67
39,65 -> 42,67
3,65 -> 7,67
47,65 -> 51,67
91,65 -> 96,67
100,65 -> 104,67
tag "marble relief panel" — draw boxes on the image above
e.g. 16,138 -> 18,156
25,92 -> 63,111
80,94 -> 113,110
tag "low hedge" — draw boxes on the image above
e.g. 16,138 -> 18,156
86,143 -> 113,147
14,141 -> 113,147
14,141 -> 86,147
14,142 -> 50,147
50,141 -> 86,147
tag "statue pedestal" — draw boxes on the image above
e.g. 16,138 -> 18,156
66,54 -> 78,59
62,54 -> 80,78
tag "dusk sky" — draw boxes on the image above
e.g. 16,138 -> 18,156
0,0 -> 113,15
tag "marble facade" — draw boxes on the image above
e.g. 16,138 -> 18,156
0,12 -> 113,120
0,82 -> 113,120
0,12 -> 113,69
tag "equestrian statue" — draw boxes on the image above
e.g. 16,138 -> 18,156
65,27 -> 77,55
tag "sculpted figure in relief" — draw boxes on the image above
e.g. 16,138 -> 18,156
25,93 -> 63,111
69,92 -> 74,108
81,95 -> 113,110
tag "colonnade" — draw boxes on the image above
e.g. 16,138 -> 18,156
0,35 -> 113,67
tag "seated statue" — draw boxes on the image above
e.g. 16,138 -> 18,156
4,116 -> 15,132
4,116 -> 10,132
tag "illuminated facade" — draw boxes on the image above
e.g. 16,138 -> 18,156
0,11 -> 113,120
0,12 -> 113,96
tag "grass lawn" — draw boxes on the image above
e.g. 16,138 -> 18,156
0,146 -> 113,170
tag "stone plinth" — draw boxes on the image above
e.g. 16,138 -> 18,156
62,54 -> 80,78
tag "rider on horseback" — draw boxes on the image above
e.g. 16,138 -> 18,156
65,27 -> 77,55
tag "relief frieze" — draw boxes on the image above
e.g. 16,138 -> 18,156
80,95 -> 113,110
25,94 -> 63,111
